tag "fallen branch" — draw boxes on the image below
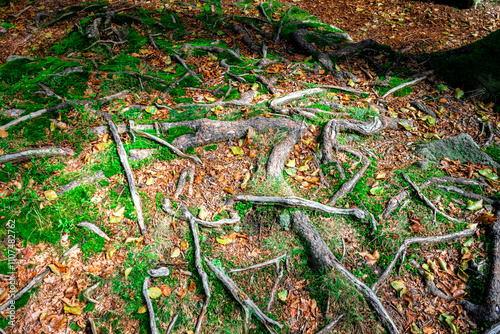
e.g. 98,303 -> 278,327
89,318 -> 98,334
0,147 -> 74,164
292,212 -> 399,334
166,311 -> 180,334
401,172 -> 462,224
381,76 -> 426,99
234,195 -> 367,220
143,277 -> 159,334
0,102 -> 71,131
83,282 -> 100,303
0,243 -> 80,313
266,264 -> 284,312
228,254 -> 286,274
78,222 -> 111,241
372,227 -> 477,293
133,129 -> 202,165
421,176 -> 490,189
174,167 -> 194,199
316,314 -> 345,334
205,258 -> 283,333
108,120 -> 147,235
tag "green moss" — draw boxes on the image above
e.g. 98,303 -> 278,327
51,31 -> 90,55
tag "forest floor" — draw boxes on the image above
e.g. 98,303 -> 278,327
1,0 -> 500,333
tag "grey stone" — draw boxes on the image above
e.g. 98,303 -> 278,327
129,149 -> 155,161
6,55 -> 33,62
414,133 -> 500,168
148,267 -> 170,277
413,160 -> 429,171
279,213 -> 290,231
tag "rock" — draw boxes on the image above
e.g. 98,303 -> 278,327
414,133 -> 500,168
148,267 -> 170,278
413,160 -> 429,171
129,149 -> 155,161
6,55 -> 33,62
279,213 -> 290,231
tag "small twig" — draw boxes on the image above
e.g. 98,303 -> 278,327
133,129 -> 202,165
143,277 -> 158,334
228,254 -> 286,274
89,318 -> 98,334
410,259 -> 452,301
382,76 -> 426,98
8,5 -> 32,18
266,264 -> 284,312
164,72 -> 189,96
316,314 -> 345,334
174,167 -> 194,199
83,282 -> 100,303
162,199 -> 240,228
401,172 -> 462,223
108,120 -> 147,235
166,311 -> 180,334
78,222 -> 110,241
87,39 -> 127,49
372,227 -> 477,292
173,54 -> 202,82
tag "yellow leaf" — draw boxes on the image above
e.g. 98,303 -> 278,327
63,305 -> 82,315
137,305 -> 147,314
216,236 -> 232,245
125,267 -> 132,279
241,172 -> 251,189
125,237 -> 143,243
198,207 -> 208,220
286,159 -> 296,167
48,264 -> 60,276
106,247 -> 116,260
114,207 -> 125,217
180,240 -> 189,251
44,190 -> 58,201
146,178 -> 154,186
376,172 -> 386,179
147,287 -> 162,299
0,129 -> 10,137
206,97 -> 215,102
171,247 -> 181,258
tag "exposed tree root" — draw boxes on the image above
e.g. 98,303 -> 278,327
231,23 -> 261,54
316,314 -> 345,334
382,190 -> 409,220
162,199 -> 240,228
270,88 -> 324,114
0,243 -> 80,313
166,311 -> 180,334
164,72 -> 189,96
256,74 -> 278,95
411,100 -> 437,118
172,54 -> 202,82
409,259 -> 452,302
435,185 -> 495,204
329,38 -> 385,59
0,147 -> 74,164
181,207 -> 211,334
484,323 -> 500,334
234,195 -> 368,220
372,227 -> 477,293
317,85 -> 368,96
328,146 -> 371,206
401,172 -> 462,224
421,176 -> 491,189
142,277 -> 159,334
82,282 -> 100,303
77,222 -> 110,241
174,167 -> 194,200
0,102 -> 71,131
181,44 -> 243,61
205,258 -> 283,334
292,211 -> 399,334
381,76 -> 427,99
108,120 -> 147,235
228,254 -> 286,274
266,263 -> 284,312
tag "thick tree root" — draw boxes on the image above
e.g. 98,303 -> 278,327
460,207 -> 500,323
421,176 -> 491,189
205,258 -> 283,334
77,222 -> 110,241
330,38 -> 385,58
142,277 -> 159,334
435,185 -> 495,204
60,170 -> 106,194
234,195 -> 368,220
401,172 -> 462,224
228,254 -> 286,274
0,147 -> 74,164
108,120 -> 147,235
0,102 -> 71,131
410,259 -> 452,302
292,211 -> 399,334
0,243 -> 80,313
316,314 -> 345,334
372,227 -> 477,293
231,23 -> 261,54
162,199 -> 240,228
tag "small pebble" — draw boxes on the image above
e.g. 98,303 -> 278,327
148,267 -> 170,277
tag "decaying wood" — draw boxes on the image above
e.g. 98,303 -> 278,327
174,167 -> 195,199
372,227 -> 477,293
381,76 -> 426,98
78,222 -> 110,241
228,254 -> 286,274
484,322 -> 500,334
435,185 -> 495,204
292,212 -> 399,334
382,190 -> 410,220
83,282 -> 100,303
0,147 -> 74,164
234,195 -> 368,220
181,206 -> 211,334
108,120 -> 147,235
205,259 -> 283,334
0,243 -> 80,312
316,314 -> 345,334
328,146 -> 371,206
142,277 -> 159,334
401,172 -> 461,223
133,128 -> 202,164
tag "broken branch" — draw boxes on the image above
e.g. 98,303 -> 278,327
228,254 -> 286,274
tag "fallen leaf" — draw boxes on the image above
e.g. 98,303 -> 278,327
477,212 -> 497,225
146,178 -> 154,185
48,264 -> 60,276
125,267 -> 132,279
147,287 -> 162,299
286,159 -> 296,167
0,129 -> 8,138
223,187 -> 235,195
188,280 -> 196,292
161,285 -> 172,296
180,240 -> 189,251
137,305 -> 147,314
171,247 -> 181,258
216,236 -> 232,245
466,199 -> 483,211
249,149 -> 258,158
63,305 -> 81,315
231,146 -> 244,155
44,190 -> 58,201
277,290 -> 288,302
391,280 -> 406,298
